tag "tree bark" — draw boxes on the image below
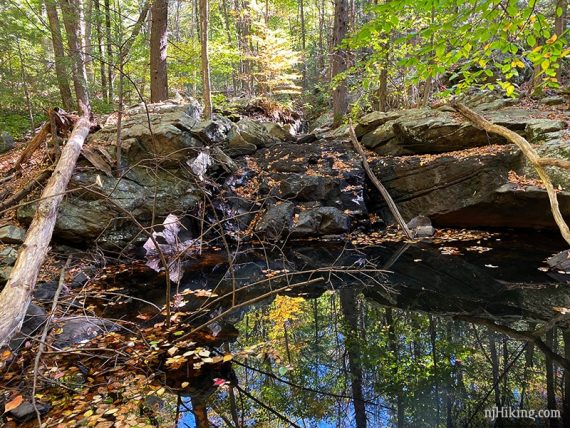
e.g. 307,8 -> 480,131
104,0 -> 113,102
45,0 -> 74,110
61,0 -> 90,115
93,0 -> 108,103
199,0 -> 212,119
150,0 -> 169,102
0,0 -> 93,348
83,0 -> 94,84
331,0 -> 348,126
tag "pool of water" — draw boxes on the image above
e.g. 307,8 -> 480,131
96,230 -> 570,427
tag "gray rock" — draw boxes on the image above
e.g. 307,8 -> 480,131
540,96 -> 566,106
0,225 -> 25,244
525,119 -> 567,143
34,280 -> 69,302
0,246 -> 17,265
0,131 -> 15,154
0,265 -> 11,286
292,207 -> 350,236
358,106 -> 566,156
547,250 -> 570,272
255,202 -> 295,239
9,304 -> 47,349
524,138 -> 570,189
192,115 -> 233,144
234,117 -> 277,148
52,317 -> 118,348
370,145 -> 522,222
4,400 -> 51,423
262,122 -> 294,141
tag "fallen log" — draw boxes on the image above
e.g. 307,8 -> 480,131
451,101 -> 570,246
348,120 -> 413,239
0,115 -> 92,347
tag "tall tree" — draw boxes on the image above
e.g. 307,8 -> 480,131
0,0 -> 92,348
331,0 -> 348,126
45,0 -> 74,110
93,0 -> 108,102
150,0 -> 169,102
199,0 -> 213,119
104,0 -> 113,101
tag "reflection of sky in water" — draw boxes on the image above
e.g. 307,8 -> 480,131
164,232 -> 567,427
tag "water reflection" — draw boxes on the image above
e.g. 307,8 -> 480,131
104,231 -> 570,427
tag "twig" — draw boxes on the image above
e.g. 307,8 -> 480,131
31,255 -> 72,427
0,168 -> 53,212
347,120 -> 413,239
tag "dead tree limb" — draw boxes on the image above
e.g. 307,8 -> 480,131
451,101 -> 570,246
0,168 -> 53,212
0,0 -> 93,348
348,120 -> 413,239
0,117 -> 91,347
538,157 -> 570,170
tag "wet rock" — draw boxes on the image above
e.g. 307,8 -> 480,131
33,280 -> 69,302
371,145 -> 522,222
0,225 -> 25,244
407,215 -> 435,237
9,304 -> 47,350
433,183 -> 570,229
52,317 -> 118,348
255,202 -> 295,239
0,131 -> 15,154
292,207 -> 350,236
4,400 -> 51,423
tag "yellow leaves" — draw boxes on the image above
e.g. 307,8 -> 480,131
511,59 -> 525,68
546,34 -> 558,45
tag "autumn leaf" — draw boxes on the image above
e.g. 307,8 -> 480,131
4,395 -> 24,413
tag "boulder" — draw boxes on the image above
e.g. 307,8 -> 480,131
292,207 -> 350,236
0,246 -> 17,265
433,183 -> 570,229
9,304 -> 46,350
0,225 -> 26,244
407,215 -> 435,237
0,131 -> 15,154
255,202 -> 295,239
52,316 -> 118,348
523,137 -> 570,190
370,145 -> 523,222
540,96 -> 566,106
357,106 -> 567,156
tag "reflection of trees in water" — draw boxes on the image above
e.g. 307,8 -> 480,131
185,290 -> 570,427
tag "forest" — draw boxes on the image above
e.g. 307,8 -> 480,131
1,0 -> 570,427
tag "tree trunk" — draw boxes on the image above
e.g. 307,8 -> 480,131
93,0 -> 107,103
299,0 -> 307,89
331,0 -> 348,126
45,0 -> 74,110
16,40 -> 35,133
554,0 -> 567,81
199,0 -> 212,119
84,0 -> 94,84
0,0 -> 92,347
150,0 -> 169,102
104,0 -> 113,102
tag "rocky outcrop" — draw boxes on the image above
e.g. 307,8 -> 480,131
370,145 -> 523,222
0,131 -> 15,154
356,103 -> 567,156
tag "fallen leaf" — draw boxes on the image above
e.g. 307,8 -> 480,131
4,395 -> 24,413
